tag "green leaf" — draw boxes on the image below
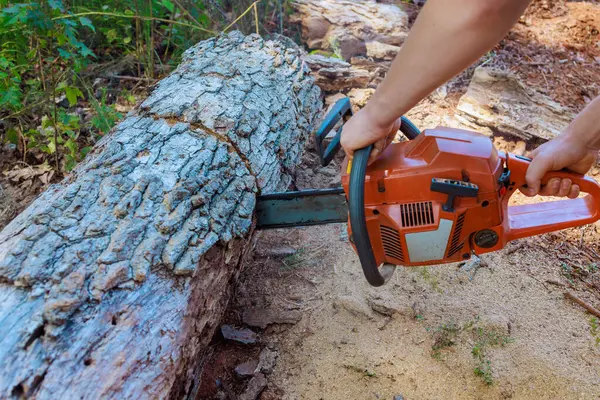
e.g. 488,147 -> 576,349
105,29 -> 117,42
161,0 -> 175,13
65,87 -> 83,106
47,138 -> 56,154
123,36 -> 132,44
65,138 -> 77,155
6,128 -> 19,145
79,17 -> 95,32
80,146 -> 92,157
48,0 -> 65,11
57,48 -> 72,59
0,86 -> 22,109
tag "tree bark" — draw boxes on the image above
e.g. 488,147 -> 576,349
0,32 -> 321,399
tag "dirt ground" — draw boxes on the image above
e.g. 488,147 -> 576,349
1,1 -> 599,399
197,2 -> 600,399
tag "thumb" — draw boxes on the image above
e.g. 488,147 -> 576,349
524,154 -> 553,196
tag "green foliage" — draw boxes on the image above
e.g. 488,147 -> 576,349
431,323 -> 460,360
1,0 -> 296,176
470,325 -> 513,385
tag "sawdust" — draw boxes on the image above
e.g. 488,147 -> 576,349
199,3 -> 600,398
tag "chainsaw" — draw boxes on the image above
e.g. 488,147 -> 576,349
255,97 -> 600,287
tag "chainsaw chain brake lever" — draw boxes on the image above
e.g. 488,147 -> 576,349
348,114 -> 422,287
314,97 -> 422,167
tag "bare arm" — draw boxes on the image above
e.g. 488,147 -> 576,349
341,0 -> 533,159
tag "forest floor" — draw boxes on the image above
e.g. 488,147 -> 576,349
198,2 -> 600,399
1,1 -> 599,399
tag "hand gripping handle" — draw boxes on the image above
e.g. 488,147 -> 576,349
504,153 -> 600,241
348,118 -> 422,287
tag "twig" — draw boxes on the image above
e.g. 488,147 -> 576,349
104,74 -> 157,82
564,291 -> 600,318
172,0 -> 205,28
253,2 -> 260,35
506,242 -> 526,255
223,1 -> 260,33
546,279 -> 565,287
51,12 -> 216,34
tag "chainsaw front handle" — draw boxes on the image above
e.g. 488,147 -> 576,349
314,97 -> 353,167
504,153 -> 600,241
348,144 -> 388,286
348,116 -> 422,287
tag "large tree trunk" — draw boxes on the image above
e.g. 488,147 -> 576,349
0,32 -> 321,399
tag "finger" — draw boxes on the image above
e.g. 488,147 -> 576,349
538,178 -> 560,196
525,155 -> 554,196
343,147 -> 354,160
568,184 -> 580,199
557,178 -> 572,197
527,146 -> 542,159
367,147 -> 380,165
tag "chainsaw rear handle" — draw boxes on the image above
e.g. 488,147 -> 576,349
315,97 -> 421,167
504,153 -> 600,241
348,117 -> 422,287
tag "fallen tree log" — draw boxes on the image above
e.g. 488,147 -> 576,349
291,0 -> 409,60
455,67 -> 575,141
0,32 -> 321,399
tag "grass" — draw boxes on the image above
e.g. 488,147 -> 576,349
418,267 -> 441,292
430,323 -> 460,360
470,326 -> 513,385
429,316 -> 514,386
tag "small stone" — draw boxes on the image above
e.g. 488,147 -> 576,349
239,372 -> 267,400
347,88 -> 376,109
333,295 -> 374,319
513,140 -> 527,156
221,325 -> 258,345
255,347 -> 278,374
393,395 -> 404,400
255,246 -> 297,259
235,359 -> 259,378
243,308 -> 302,329
366,41 -> 400,60
367,297 -> 404,317
325,93 -> 346,106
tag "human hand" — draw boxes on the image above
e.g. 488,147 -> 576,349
520,133 -> 597,199
340,108 -> 401,165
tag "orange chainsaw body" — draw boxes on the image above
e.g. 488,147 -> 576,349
341,127 -> 600,267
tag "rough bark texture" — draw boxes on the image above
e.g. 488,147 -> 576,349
455,67 -> 575,141
0,32 -> 321,399
291,0 -> 409,60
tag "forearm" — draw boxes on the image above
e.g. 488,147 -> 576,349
364,0 -> 532,127
565,95 -> 600,150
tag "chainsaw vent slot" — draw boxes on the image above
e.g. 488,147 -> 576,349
447,212 -> 466,257
400,201 -> 434,227
380,225 -> 404,262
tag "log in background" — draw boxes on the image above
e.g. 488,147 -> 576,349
0,32 -> 322,399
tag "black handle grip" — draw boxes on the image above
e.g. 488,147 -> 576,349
348,144 -> 387,286
348,116 -> 422,287
314,98 -> 353,166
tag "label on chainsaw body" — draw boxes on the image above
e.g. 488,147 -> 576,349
404,219 -> 453,262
